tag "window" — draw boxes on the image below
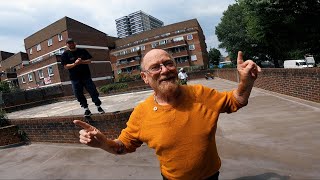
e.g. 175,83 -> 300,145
47,38 -> 53,46
140,45 -> 145,51
21,76 -> 26,83
159,40 -> 168,45
189,44 -> 195,50
38,69 -> 44,79
173,36 -> 184,42
28,73 -> 33,82
58,34 -> 63,41
187,34 -> 193,40
29,48 -> 33,55
151,42 -> 158,48
191,55 -> 197,61
48,66 -> 54,76
36,44 -> 41,51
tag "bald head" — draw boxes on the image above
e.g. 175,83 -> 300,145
141,49 -> 172,71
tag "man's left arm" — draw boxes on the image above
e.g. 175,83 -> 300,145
79,59 -> 91,64
79,49 -> 92,64
233,51 -> 261,106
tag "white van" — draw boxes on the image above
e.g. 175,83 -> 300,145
283,60 -> 308,68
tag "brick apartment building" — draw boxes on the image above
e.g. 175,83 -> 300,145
110,19 -> 208,80
0,51 -> 29,87
16,16 -> 117,95
0,51 -> 14,82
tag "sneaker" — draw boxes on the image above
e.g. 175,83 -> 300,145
97,107 -> 105,114
84,109 -> 92,117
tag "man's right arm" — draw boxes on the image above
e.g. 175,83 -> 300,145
73,120 -> 128,155
64,59 -> 81,70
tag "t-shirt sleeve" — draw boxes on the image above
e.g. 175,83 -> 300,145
82,49 -> 93,60
195,85 -> 244,114
60,52 -> 69,66
117,106 -> 143,153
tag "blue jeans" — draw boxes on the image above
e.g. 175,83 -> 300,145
71,78 -> 101,108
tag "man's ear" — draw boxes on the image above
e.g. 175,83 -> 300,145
140,72 -> 149,84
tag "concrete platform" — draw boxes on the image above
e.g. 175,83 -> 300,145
1,78 -> 319,179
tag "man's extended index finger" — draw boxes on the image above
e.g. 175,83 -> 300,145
73,120 -> 93,130
237,51 -> 244,65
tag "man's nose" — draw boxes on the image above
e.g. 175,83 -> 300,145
160,64 -> 170,73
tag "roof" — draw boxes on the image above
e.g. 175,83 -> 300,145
24,17 -> 108,50
114,19 -> 201,48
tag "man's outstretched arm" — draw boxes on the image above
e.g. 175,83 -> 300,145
233,51 -> 261,106
73,120 -> 127,155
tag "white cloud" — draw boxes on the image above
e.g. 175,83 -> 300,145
0,0 -> 235,55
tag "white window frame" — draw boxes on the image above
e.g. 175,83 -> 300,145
36,44 -> 41,51
140,45 -> 145,50
48,66 -> 54,76
187,34 -> 193,40
21,76 -> 26,83
173,36 -> 184,42
29,48 -> 33,55
189,44 -> 195,50
47,38 -> 53,46
191,55 -> 197,61
58,34 -> 63,41
28,73 -> 33,82
38,69 -> 44,79
151,42 -> 158,48
159,40 -> 168,45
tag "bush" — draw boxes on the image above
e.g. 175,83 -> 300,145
0,82 -> 11,93
118,74 -> 134,82
0,108 -> 9,127
99,83 -> 128,94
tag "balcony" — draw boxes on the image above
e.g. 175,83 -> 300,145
171,50 -> 189,58
176,61 -> 190,67
156,40 -> 187,50
116,60 -> 140,69
117,51 -> 141,61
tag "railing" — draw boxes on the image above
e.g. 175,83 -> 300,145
171,50 -> 189,58
156,40 -> 187,50
117,60 -> 140,69
116,51 -> 140,61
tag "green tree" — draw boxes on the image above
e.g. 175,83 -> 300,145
216,3 -> 255,63
208,48 -> 222,65
216,0 -> 320,66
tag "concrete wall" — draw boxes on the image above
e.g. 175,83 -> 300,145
9,110 -> 132,143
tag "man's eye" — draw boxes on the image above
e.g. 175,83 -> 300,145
164,61 -> 174,67
150,65 -> 160,71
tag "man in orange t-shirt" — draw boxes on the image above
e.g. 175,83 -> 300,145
74,49 -> 261,180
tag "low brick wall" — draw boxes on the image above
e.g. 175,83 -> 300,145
9,109 -> 133,144
213,68 -> 320,103
0,125 -> 22,146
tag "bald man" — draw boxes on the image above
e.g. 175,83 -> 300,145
74,49 -> 261,180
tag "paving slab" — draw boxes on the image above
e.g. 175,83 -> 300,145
1,78 -> 319,179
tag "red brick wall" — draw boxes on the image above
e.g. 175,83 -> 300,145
213,68 -> 320,103
0,125 -> 22,146
9,110 -> 133,143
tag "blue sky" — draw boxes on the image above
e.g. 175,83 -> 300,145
0,0 -> 235,56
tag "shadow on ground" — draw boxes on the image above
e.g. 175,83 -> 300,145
234,172 -> 290,180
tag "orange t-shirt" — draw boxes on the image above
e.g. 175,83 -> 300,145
118,85 -> 243,180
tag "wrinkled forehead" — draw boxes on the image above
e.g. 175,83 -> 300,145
142,51 -> 172,69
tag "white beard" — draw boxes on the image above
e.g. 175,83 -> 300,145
158,79 -> 179,95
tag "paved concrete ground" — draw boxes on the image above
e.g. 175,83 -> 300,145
1,78 -> 320,179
